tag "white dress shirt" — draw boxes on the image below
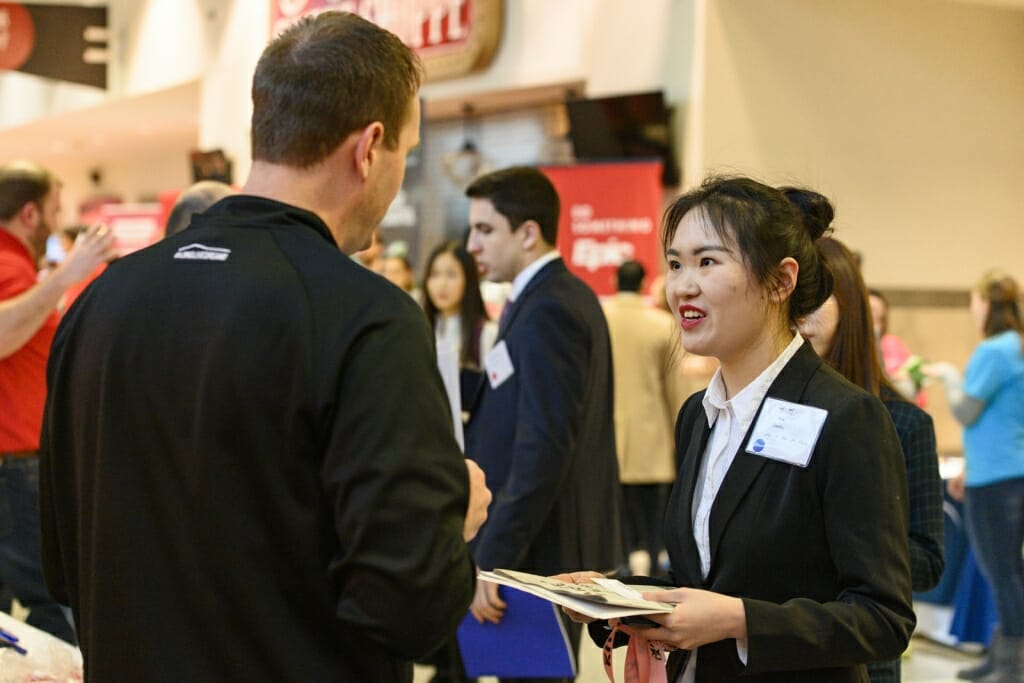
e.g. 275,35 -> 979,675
507,250 -> 561,303
680,333 -> 805,682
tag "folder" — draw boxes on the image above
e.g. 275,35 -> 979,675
456,586 -> 576,678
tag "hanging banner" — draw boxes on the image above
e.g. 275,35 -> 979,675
541,161 -> 663,299
0,3 -> 108,89
270,0 -> 501,81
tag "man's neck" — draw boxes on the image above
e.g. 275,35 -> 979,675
516,246 -> 556,275
242,161 -> 360,251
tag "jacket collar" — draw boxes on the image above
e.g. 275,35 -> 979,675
194,195 -> 338,248
497,257 -> 565,339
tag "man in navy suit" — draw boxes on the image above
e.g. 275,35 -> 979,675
464,166 -> 622,682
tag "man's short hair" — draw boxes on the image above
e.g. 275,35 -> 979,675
0,162 -> 56,222
251,12 -> 422,168
465,167 -> 561,245
617,260 -> 646,293
165,181 -> 235,237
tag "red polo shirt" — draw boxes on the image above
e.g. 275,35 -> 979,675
0,228 -> 58,453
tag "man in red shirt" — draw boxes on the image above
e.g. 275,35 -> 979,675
0,161 -> 114,642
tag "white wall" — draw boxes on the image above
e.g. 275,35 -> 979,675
420,0 -> 692,101
692,0 -> 1024,289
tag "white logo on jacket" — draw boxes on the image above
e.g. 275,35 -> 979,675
173,244 -> 232,262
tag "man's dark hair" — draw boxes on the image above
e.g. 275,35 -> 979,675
251,12 -> 422,168
0,162 -> 55,222
617,260 -> 645,293
465,166 -> 561,245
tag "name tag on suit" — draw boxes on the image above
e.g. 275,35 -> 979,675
485,340 -> 515,389
745,397 -> 828,468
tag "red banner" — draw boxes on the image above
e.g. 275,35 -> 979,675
541,161 -> 663,298
272,0 -> 468,51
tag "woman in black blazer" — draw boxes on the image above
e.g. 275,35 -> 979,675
561,177 -> 915,682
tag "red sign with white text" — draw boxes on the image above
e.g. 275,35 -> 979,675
272,0 -> 468,53
541,162 -> 663,298
269,0 -> 500,80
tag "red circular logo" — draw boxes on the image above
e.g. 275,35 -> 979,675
0,3 -> 35,71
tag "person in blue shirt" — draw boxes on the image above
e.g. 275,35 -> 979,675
928,270 -> 1024,683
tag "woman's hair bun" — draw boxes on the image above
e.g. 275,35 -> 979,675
780,187 -> 834,241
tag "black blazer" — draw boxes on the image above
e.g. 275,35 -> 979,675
663,342 -> 915,682
465,258 -> 622,574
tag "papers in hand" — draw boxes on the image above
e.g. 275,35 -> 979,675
478,569 -> 676,620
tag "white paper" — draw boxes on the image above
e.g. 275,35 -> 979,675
484,340 -> 515,389
478,569 -> 676,621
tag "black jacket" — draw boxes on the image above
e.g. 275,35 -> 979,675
40,196 -> 475,682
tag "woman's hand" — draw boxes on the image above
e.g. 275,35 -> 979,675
550,571 -> 605,624
638,588 -> 747,651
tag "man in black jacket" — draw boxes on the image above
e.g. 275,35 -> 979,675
39,12 -> 488,683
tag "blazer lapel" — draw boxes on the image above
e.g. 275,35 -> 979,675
706,342 -> 821,571
496,258 -> 563,340
676,404 -> 712,584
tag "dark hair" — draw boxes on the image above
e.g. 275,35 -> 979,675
165,181 -> 235,237
465,166 -> 561,245
617,260 -> 646,292
423,239 -> 490,367
0,162 -> 56,222
661,177 -> 833,326
868,288 -> 889,336
251,12 -> 422,168
812,237 -> 900,398
975,270 -> 1023,348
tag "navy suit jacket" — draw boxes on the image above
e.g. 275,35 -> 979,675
663,342 -> 915,682
465,258 -> 622,574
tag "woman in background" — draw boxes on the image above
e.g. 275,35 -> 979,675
926,270 -> 1024,683
423,240 -> 497,403
795,223 -> 944,683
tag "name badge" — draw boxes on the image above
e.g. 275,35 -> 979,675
485,340 -> 515,389
744,397 -> 828,468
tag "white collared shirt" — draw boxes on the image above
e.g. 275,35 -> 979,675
681,333 -> 805,682
506,250 -> 561,303
435,314 -> 463,355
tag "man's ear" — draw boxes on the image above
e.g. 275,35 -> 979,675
519,220 -> 541,251
772,256 -> 799,303
18,201 -> 39,228
353,122 -> 386,180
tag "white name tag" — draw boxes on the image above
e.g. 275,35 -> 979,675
745,397 -> 828,468
485,340 -> 515,389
